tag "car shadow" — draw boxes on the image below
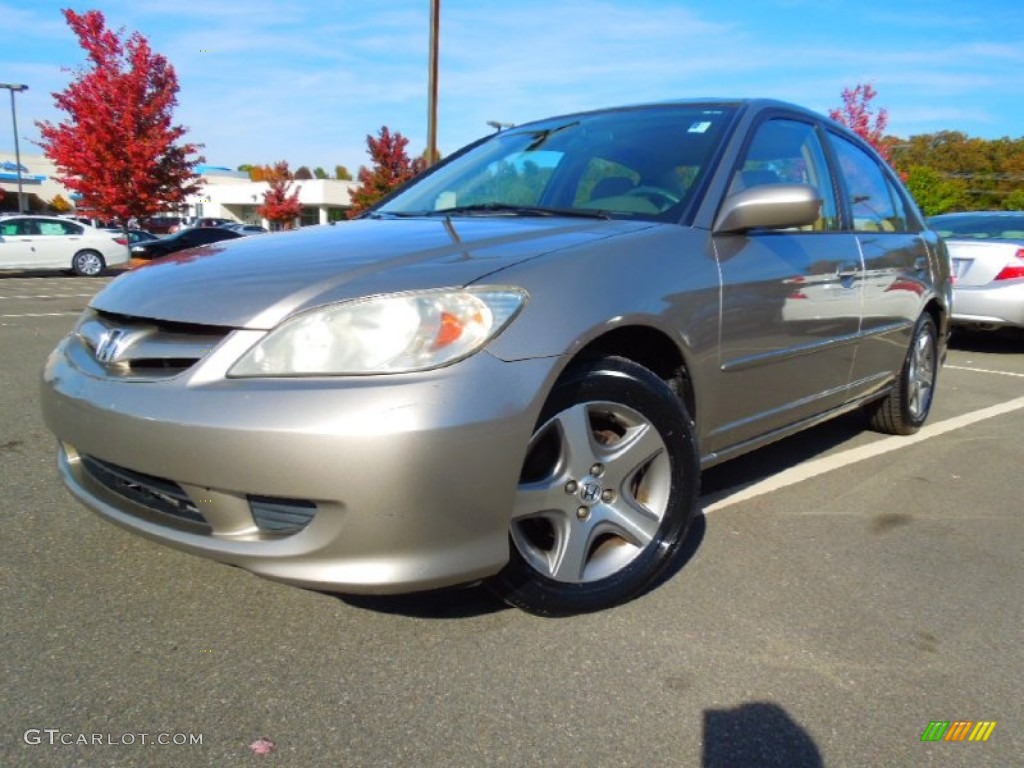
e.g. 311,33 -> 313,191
0,267 -> 127,279
948,326 -> 1024,352
337,583 -> 511,619
700,410 -> 868,499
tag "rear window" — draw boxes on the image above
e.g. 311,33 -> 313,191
927,214 -> 1024,240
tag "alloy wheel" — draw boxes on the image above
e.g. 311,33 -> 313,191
512,400 -> 672,584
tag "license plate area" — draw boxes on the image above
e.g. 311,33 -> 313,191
951,258 -> 973,280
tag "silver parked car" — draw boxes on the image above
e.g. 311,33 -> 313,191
927,211 -> 1024,330
41,99 -> 952,615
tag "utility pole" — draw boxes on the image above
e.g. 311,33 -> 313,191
426,0 -> 440,166
0,83 -> 29,212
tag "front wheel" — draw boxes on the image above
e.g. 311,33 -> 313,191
868,313 -> 938,435
71,250 -> 105,277
489,357 -> 699,616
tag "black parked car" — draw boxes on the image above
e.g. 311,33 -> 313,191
102,227 -> 159,246
140,215 -> 186,234
130,227 -> 242,261
220,223 -> 269,235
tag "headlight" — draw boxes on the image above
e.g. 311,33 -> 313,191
229,287 -> 527,376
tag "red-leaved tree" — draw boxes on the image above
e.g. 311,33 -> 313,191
347,126 -> 426,218
37,10 -> 203,226
829,83 -> 891,163
257,161 -> 302,230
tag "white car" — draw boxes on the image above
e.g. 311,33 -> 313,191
0,215 -> 131,276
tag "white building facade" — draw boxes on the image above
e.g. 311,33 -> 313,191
187,166 -> 357,228
0,153 -> 357,227
0,151 -> 67,212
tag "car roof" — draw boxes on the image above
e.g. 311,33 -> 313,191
1,214 -> 97,224
495,97 -> 871,170
510,97 -> 822,128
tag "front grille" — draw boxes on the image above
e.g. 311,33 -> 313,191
76,310 -> 231,380
81,455 -> 210,528
81,455 -> 319,537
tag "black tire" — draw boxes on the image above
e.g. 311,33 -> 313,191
489,356 -> 700,616
71,250 -> 106,277
868,313 -> 938,435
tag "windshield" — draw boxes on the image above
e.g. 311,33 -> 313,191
379,104 -> 738,222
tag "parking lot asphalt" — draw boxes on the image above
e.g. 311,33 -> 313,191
2,273 -> 1021,767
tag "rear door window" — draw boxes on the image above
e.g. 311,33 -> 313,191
38,220 -> 82,236
828,133 -> 915,233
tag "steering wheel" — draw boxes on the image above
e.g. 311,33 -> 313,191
624,185 -> 682,208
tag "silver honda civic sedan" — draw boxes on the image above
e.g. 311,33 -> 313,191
41,99 -> 952,615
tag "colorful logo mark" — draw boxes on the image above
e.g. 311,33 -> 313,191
921,721 -> 997,742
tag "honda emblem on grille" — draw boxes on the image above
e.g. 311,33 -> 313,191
95,328 -> 128,363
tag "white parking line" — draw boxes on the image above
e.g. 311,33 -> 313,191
0,294 -> 96,300
946,364 -> 1024,379
702,395 -> 1024,513
1,312 -> 81,318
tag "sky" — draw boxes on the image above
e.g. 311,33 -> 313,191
2,0 -> 1024,175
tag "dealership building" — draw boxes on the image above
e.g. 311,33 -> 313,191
0,152 -> 63,212
0,152 -> 356,227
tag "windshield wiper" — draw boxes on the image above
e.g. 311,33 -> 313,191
425,203 -> 610,220
522,121 -> 580,150
364,210 -> 426,219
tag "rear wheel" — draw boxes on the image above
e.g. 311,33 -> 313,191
490,357 -> 699,616
868,313 -> 938,435
71,250 -> 105,277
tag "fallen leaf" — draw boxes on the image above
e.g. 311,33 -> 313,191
248,737 -> 276,756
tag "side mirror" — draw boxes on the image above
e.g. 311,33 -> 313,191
713,183 -> 822,234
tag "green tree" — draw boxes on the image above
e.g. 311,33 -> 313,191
313,166 -> 328,179
891,132 -> 1024,211
334,164 -> 352,181
905,166 -> 969,215
1004,188 -> 1024,210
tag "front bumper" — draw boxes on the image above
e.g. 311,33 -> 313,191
41,334 -> 556,593
952,281 -> 1024,328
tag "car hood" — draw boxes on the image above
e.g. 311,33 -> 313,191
92,217 -> 651,329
